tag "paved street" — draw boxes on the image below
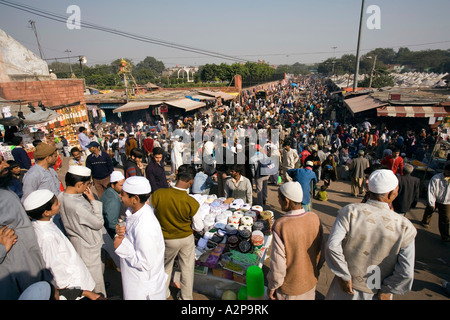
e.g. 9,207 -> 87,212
58,156 -> 450,300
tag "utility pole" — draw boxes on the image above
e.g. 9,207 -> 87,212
369,55 -> 377,88
331,46 -> 337,80
353,0 -> 365,92
29,20 -> 44,59
65,49 -> 74,77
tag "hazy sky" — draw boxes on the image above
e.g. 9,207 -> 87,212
0,0 -> 449,68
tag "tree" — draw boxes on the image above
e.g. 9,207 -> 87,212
134,68 -> 155,84
359,66 -> 394,88
135,56 -> 165,75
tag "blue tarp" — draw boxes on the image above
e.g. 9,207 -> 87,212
185,95 -> 200,102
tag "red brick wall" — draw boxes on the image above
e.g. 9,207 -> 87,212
0,79 -> 86,108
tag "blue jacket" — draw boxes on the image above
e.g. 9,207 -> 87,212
287,168 -> 318,205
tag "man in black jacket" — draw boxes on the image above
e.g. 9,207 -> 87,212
145,147 -> 169,193
86,141 -> 114,198
392,164 -> 420,216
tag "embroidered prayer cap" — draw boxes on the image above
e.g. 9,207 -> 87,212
110,171 -> 125,183
68,165 -> 91,177
34,143 -> 56,159
122,176 -> 151,195
279,181 -> 303,203
368,169 -> 398,194
23,189 -> 54,211
306,161 -> 314,167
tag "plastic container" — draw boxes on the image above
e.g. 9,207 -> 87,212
238,286 -> 247,300
251,230 -> 264,248
246,266 -> 265,300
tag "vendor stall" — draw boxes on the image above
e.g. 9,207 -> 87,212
47,104 -> 89,149
172,195 -> 273,300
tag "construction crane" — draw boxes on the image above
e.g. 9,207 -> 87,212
118,58 -> 137,100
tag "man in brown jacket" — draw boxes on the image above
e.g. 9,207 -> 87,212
267,181 -> 324,300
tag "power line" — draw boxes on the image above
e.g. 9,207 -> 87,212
0,0 -> 254,64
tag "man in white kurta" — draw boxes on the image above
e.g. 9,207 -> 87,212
170,137 -> 184,175
32,218 -> 96,291
114,176 -> 167,300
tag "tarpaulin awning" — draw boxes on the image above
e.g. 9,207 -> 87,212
0,101 -> 60,126
344,94 -> 389,116
377,105 -> 450,118
165,99 -> 206,111
113,100 -> 162,113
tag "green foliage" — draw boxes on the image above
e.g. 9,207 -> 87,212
317,47 -> 450,76
48,56 -> 166,88
198,62 -> 275,82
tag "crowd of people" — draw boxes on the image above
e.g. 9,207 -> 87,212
1,75 -> 449,301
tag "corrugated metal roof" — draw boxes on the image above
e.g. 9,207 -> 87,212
165,98 -> 206,111
112,100 -> 162,113
197,90 -> 236,101
343,94 -> 388,116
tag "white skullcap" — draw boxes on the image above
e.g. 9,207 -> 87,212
306,161 -> 314,167
110,171 -> 125,183
368,169 -> 399,194
279,181 -> 303,203
68,165 -> 91,177
23,189 -> 54,211
18,281 -> 52,300
251,205 -> 263,212
122,176 -> 151,195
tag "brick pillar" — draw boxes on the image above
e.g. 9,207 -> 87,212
234,74 -> 242,91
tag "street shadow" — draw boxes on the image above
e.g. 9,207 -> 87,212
310,201 -> 340,219
411,278 -> 449,298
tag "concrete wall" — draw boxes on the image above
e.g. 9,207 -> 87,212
0,28 -> 49,79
